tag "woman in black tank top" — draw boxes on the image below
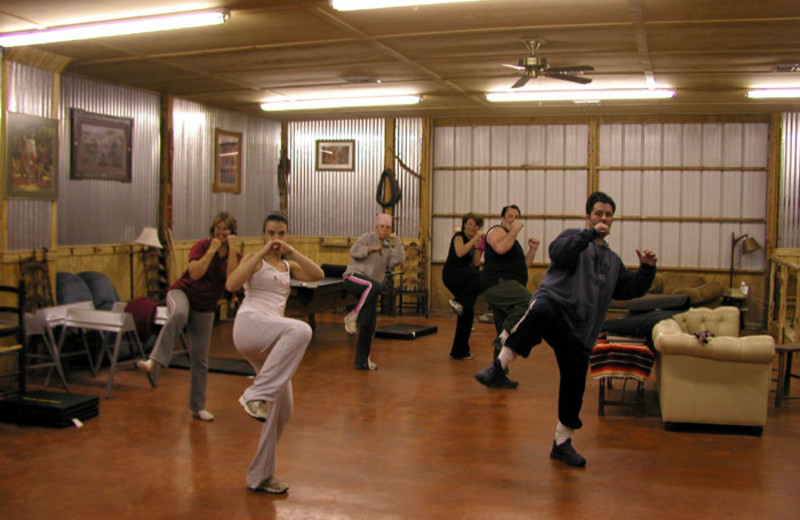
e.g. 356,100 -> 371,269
442,213 -> 484,359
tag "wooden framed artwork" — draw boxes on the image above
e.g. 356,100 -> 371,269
316,139 -> 355,171
213,128 -> 242,193
5,112 -> 59,200
70,109 -> 133,182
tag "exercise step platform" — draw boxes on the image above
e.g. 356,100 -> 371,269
375,323 -> 437,340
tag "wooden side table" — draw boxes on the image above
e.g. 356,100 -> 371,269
721,288 -> 747,329
591,341 -> 655,418
775,343 -> 800,407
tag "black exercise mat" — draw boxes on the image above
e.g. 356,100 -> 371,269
169,354 -> 255,376
375,323 -> 438,340
0,390 -> 99,427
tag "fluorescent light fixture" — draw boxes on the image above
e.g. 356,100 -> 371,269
0,8 -> 230,47
486,89 -> 676,103
747,88 -> 800,99
261,95 -> 422,111
331,0 -> 481,11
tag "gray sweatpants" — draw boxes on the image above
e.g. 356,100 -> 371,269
232,312 -> 312,489
148,289 -> 214,412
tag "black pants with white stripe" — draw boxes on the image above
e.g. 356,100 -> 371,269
504,295 -> 590,430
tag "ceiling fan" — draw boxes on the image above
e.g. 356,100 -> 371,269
504,39 -> 594,89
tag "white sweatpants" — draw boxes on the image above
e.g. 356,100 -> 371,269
232,312 -> 312,488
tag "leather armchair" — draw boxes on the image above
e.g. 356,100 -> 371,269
652,306 -> 775,431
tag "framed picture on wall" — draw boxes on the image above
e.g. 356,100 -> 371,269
316,139 -> 355,171
213,128 -> 242,194
5,112 -> 59,200
70,109 -> 133,182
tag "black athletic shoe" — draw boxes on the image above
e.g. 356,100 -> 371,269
550,439 -> 587,467
474,359 -> 518,389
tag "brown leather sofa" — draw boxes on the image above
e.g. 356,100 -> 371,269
610,273 -> 724,312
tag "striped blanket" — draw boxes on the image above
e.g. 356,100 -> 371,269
590,341 -> 655,381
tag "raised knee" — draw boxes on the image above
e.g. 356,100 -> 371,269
296,322 -> 313,344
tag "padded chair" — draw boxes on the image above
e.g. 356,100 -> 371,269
0,281 -> 27,398
79,271 -> 120,310
652,306 -> 775,432
396,242 -> 429,318
57,272 -> 95,305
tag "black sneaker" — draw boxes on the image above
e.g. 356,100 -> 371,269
474,359 -> 518,389
550,439 -> 586,467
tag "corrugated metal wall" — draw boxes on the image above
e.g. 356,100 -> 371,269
287,118 -> 423,239
171,99 -> 281,240
5,68 -> 161,248
780,113 -> 800,248
599,122 -> 768,270
59,76 -> 161,245
431,120 -> 769,272
5,62 -> 56,250
432,124 -> 589,262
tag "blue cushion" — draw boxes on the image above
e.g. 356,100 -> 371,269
56,272 -> 94,305
79,271 -> 120,310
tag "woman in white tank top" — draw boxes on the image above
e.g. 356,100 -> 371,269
225,212 -> 324,494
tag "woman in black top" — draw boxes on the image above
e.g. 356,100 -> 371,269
442,213 -> 484,359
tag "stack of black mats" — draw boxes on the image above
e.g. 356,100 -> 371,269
0,390 -> 99,427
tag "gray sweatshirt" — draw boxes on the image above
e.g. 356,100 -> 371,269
535,227 -> 656,353
343,232 -> 406,284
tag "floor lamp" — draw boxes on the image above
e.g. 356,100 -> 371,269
130,227 -> 163,299
729,232 -> 762,289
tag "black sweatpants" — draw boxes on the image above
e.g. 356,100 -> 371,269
503,295 -> 590,430
442,266 -> 481,358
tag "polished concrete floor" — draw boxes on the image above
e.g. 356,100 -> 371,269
1,312 -> 799,520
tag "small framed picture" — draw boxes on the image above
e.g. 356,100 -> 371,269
70,109 -> 133,182
5,112 -> 59,200
316,139 -> 355,171
214,128 -> 242,194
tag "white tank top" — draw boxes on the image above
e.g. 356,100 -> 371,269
237,259 -> 291,318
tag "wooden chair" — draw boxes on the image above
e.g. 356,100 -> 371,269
18,251 -> 72,390
19,249 -> 54,311
0,281 -> 27,399
396,242 -> 429,318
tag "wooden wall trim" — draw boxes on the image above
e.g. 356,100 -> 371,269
434,116 -> 593,127
434,165 -> 588,171
433,212 -> 766,224
433,113 -> 771,128
588,118 -> 599,194
767,112 -> 781,256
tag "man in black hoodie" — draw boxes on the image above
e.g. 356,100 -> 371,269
475,191 -> 657,467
